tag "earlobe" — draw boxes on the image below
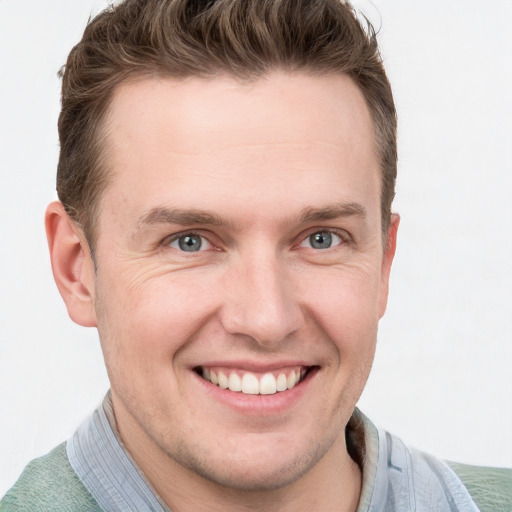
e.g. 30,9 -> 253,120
45,201 -> 97,327
378,213 -> 400,318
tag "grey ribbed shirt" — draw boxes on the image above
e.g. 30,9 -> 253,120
66,393 -> 480,511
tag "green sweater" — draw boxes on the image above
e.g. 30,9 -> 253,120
1,444 -> 101,512
2,444 -> 511,511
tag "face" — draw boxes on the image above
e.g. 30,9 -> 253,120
83,72 -> 397,491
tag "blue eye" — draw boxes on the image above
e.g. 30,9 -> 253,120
169,234 -> 211,252
301,231 -> 342,250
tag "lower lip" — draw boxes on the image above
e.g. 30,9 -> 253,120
192,368 -> 317,415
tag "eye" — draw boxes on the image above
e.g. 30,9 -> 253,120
301,230 -> 343,250
169,233 -> 212,252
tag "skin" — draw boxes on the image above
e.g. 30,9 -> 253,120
46,72 -> 398,512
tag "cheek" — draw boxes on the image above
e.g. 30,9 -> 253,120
94,267 -> 221,360
299,267 -> 380,384
301,266 -> 382,337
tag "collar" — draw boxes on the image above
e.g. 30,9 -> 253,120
67,392 -> 170,511
351,410 -> 479,512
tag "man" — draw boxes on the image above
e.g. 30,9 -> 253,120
1,0 -> 510,510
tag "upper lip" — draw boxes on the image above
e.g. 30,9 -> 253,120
193,360 -> 316,372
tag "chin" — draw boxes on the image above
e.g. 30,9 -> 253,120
165,429 -> 340,492
183,453 -> 318,492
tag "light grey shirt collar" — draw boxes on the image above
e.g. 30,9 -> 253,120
67,393 -> 479,512
67,392 -> 170,511
354,412 -> 480,512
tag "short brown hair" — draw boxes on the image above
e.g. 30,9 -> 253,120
57,0 -> 397,247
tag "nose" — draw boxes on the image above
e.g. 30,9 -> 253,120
219,251 -> 303,347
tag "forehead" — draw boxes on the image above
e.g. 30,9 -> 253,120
105,72 -> 375,159
100,72 -> 379,225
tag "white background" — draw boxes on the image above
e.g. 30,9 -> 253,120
1,0 -> 511,497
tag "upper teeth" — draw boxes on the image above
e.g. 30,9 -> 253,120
201,367 -> 304,395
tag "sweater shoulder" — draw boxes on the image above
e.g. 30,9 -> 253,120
1,442 -> 102,512
445,460 -> 512,512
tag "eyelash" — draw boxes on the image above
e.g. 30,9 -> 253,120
300,227 -> 353,250
299,230 -> 345,250
166,231 -> 213,253
163,228 -> 351,253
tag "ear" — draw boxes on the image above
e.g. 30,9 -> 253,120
378,213 -> 400,318
45,201 -> 97,327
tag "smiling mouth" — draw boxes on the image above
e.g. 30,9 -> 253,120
195,366 -> 315,395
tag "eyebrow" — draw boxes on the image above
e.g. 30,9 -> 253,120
137,201 -> 366,231
298,202 -> 367,223
137,207 -> 234,229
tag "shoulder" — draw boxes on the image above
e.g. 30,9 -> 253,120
445,460 -> 512,512
0,443 -> 102,512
